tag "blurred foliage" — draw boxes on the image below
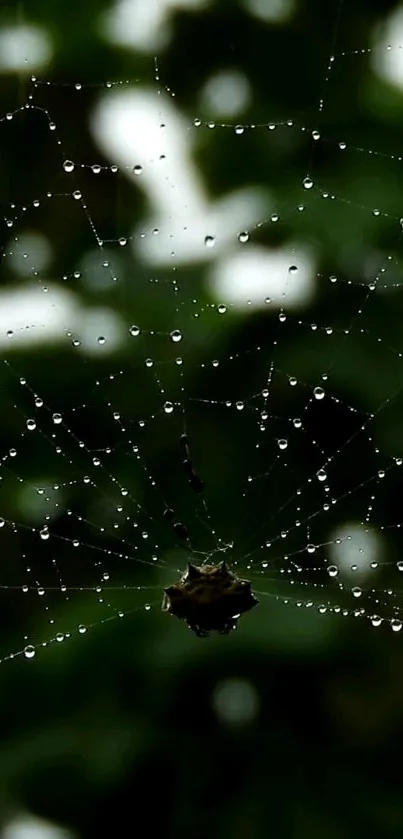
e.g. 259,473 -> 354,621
1,1 -> 403,838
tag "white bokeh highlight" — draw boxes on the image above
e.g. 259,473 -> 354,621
0,25 -> 52,72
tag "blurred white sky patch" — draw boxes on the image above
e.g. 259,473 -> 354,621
372,8 -> 403,90
0,25 -> 52,72
329,523 -> 382,582
200,70 -> 251,117
243,0 -> 295,24
210,244 -> 315,310
92,89 -> 268,266
2,814 -> 74,839
100,0 -> 210,52
0,285 -> 123,355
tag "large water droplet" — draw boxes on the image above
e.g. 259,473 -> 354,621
170,329 -> 183,343
63,160 -> 74,173
24,645 -> 36,659
313,386 -> 325,400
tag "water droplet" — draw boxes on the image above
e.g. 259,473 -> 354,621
97,336 -> 106,345
238,231 -> 249,244
307,544 -> 316,554
39,526 -> 49,540
163,401 -> 174,414
170,329 -> 183,343
391,618 -> 402,632
26,419 -> 36,431
24,645 -> 36,659
236,401 -> 244,411
72,190 -> 81,200
317,469 -> 327,482
52,413 -> 62,425
55,632 -> 65,642
303,176 -> 313,189
288,265 -> 298,274
133,165 -> 143,175
352,586 -> 362,598
277,438 -> 288,450
339,141 -> 347,150
78,625 -> 87,634
270,212 -> 279,223
370,615 -> 382,627
204,235 -> 215,248
129,325 -> 140,337
327,565 -> 339,577
313,386 -> 325,400
217,304 -> 227,314
234,124 -> 244,135
63,160 -> 74,173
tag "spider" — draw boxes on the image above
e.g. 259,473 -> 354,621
162,560 -> 258,637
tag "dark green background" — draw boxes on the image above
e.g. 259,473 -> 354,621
1,0 -> 403,837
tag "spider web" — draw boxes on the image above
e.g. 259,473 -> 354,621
1,3 -> 403,663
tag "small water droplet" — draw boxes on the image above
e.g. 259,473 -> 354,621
24,645 -> 36,659
163,401 -> 174,414
217,304 -> 227,314
204,235 -> 215,248
63,160 -> 74,173
133,165 -> 143,175
129,325 -> 140,337
313,386 -> 325,400
303,176 -> 314,189
327,565 -> 339,577
277,438 -> 288,450
238,231 -> 249,244
26,419 -> 36,431
52,413 -> 62,425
